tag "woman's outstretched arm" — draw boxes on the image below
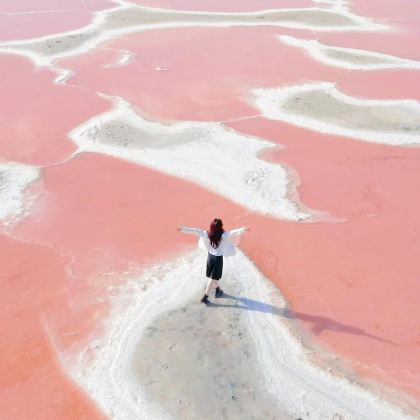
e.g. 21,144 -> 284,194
226,227 -> 250,237
177,226 -> 207,238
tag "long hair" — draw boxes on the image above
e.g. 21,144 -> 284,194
208,218 -> 224,249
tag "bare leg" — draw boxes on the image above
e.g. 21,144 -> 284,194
205,278 -> 214,296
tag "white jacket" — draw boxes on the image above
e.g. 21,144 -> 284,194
180,226 -> 246,256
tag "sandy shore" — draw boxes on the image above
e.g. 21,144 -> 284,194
64,250 -> 412,419
132,276 -> 289,419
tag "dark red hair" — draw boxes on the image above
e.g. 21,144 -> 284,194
208,218 -> 224,249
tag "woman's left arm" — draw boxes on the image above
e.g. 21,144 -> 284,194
226,227 -> 249,237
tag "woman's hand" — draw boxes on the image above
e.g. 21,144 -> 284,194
244,227 -> 250,231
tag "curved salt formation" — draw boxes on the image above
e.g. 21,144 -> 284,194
0,162 -> 39,226
278,35 -> 420,70
70,98 -> 310,220
61,250 -> 412,419
0,4 -> 387,66
253,83 -> 420,146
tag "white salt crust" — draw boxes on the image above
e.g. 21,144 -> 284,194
59,250 -> 414,419
0,4 -> 387,67
69,98 -> 311,221
313,0 -> 349,9
278,35 -> 420,70
103,49 -> 135,68
0,162 -> 39,224
253,82 -> 420,146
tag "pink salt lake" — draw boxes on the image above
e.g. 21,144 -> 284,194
2,0 -> 420,417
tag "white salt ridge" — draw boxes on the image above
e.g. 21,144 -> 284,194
69,99 -> 310,220
61,250 -> 413,419
279,35 -> 420,70
0,162 -> 39,223
104,49 -> 135,68
0,4 -> 387,67
253,82 -> 420,146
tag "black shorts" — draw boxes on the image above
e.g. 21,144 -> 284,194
206,253 -> 223,280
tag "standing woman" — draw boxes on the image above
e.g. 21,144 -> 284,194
177,218 -> 249,304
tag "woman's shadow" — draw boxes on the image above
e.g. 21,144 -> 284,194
208,293 -> 397,346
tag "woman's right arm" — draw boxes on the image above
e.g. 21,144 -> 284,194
178,226 -> 207,238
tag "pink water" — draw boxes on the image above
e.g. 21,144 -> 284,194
61,26 -> 343,121
229,118 -> 420,399
0,54 -> 109,166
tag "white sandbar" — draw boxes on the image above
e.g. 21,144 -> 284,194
70,98 -> 312,220
253,82 -> 420,146
278,35 -> 420,70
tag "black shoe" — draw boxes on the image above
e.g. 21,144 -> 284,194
215,288 -> 223,298
200,295 -> 209,304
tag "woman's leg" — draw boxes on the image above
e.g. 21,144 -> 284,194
204,278 -> 214,296
214,279 -> 223,297
204,279 -> 219,296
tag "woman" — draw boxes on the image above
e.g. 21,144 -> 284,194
178,218 -> 249,304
